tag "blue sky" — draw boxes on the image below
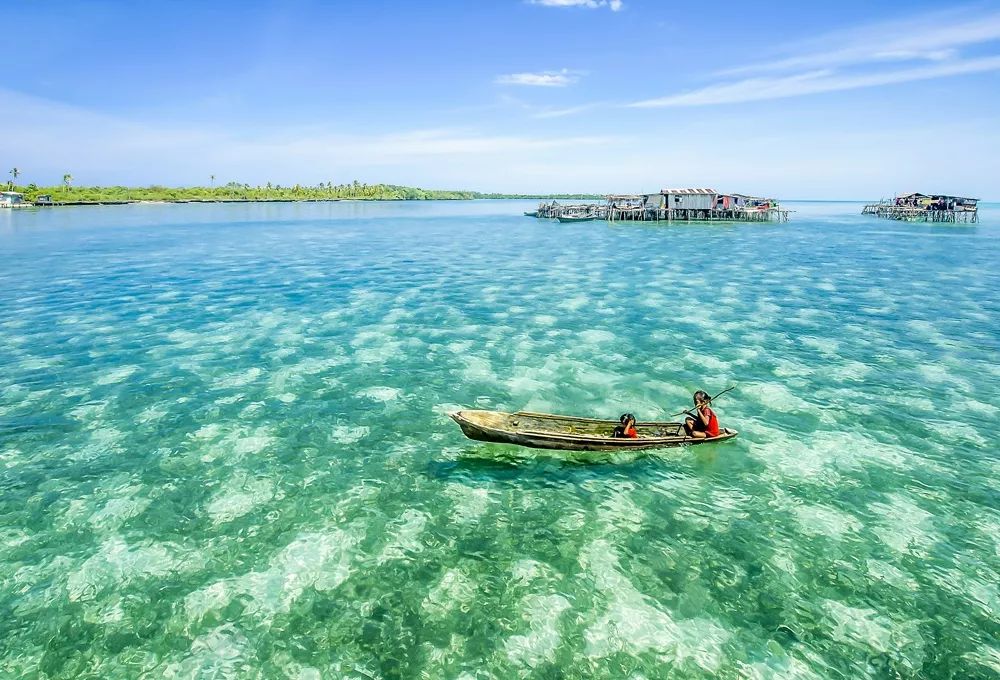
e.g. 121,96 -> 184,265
3,0 -> 999,198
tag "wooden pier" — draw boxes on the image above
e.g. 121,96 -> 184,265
863,193 -> 978,223
531,189 -> 789,223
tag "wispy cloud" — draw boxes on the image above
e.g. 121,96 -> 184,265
532,102 -> 605,118
631,7 -> 1000,107
0,87 -> 623,185
317,129 -> 619,158
496,69 -> 581,87
529,0 -> 623,11
493,93 -> 603,119
719,8 -> 1000,76
631,56 -> 1000,108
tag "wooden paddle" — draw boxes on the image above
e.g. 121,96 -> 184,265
671,385 -> 737,418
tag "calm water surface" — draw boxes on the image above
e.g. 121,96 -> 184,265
0,201 -> 997,678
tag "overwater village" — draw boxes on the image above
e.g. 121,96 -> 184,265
862,192 -> 979,223
528,188 -> 788,223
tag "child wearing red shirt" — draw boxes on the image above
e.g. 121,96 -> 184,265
684,390 -> 720,438
613,413 -> 638,438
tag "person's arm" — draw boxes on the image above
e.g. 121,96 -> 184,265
697,404 -> 712,426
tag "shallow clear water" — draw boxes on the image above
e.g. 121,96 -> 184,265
0,200 -> 997,679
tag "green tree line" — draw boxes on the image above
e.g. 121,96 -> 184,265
6,178 -> 601,203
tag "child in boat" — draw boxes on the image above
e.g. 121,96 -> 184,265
613,413 -> 638,438
684,391 -> 720,438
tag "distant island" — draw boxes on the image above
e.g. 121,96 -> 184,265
5,180 -> 601,205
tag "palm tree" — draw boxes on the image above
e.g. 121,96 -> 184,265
9,167 -> 20,190
63,173 -> 73,191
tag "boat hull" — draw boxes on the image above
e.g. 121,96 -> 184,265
449,410 -> 737,451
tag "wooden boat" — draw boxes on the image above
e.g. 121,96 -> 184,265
523,210 -> 539,217
449,410 -> 737,452
556,215 -> 599,223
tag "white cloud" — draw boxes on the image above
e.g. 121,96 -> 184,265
630,56 -> 1000,108
529,0 -> 623,11
3,83 -> 997,197
870,49 -> 956,63
269,128 -> 619,159
496,69 -> 580,87
719,8 -> 1000,75
0,87 -> 622,187
629,7 -> 1000,108
532,103 -> 603,118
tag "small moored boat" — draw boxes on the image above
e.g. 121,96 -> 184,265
556,215 -> 599,223
523,210 -> 539,217
449,410 -> 737,451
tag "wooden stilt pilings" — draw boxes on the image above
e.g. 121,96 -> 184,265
532,199 -> 789,223
862,201 -> 978,224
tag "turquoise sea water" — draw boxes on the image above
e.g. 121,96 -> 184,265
0,200 -> 997,679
